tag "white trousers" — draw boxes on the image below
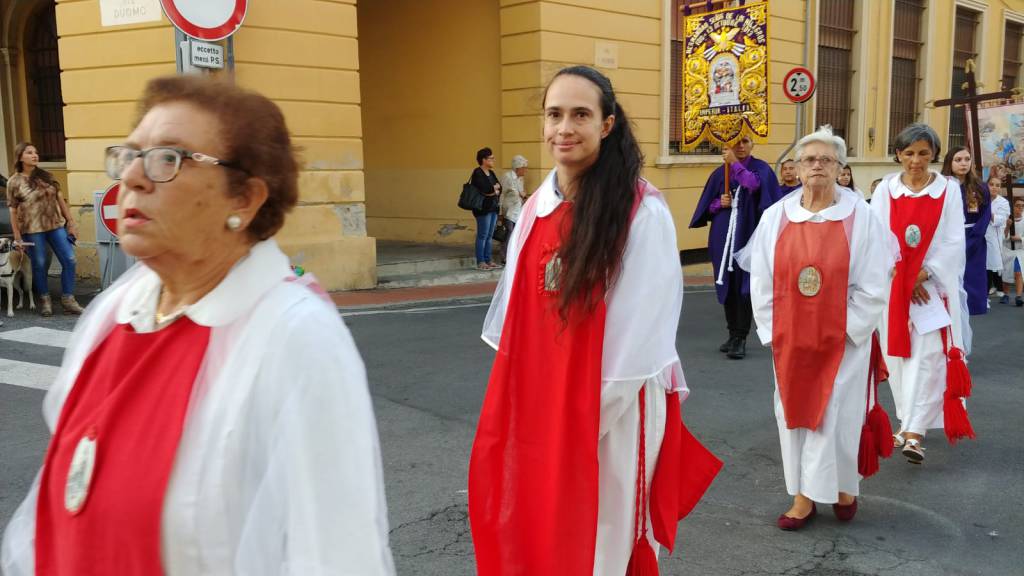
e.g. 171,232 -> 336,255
886,328 -> 946,436
593,378 -> 667,576
774,341 -> 869,503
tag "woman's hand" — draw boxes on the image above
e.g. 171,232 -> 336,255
13,233 -> 23,252
66,220 -> 79,237
911,269 -> 930,305
720,190 -> 732,208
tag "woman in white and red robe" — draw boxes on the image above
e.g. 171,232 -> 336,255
1,76 -> 394,576
739,127 -> 896,531
871,123 -> 973,465
469,66 -> 721,576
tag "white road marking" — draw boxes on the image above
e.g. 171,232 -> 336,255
0,358 -> 59,390
341,302 -> 490,317
0,326 -> 72,348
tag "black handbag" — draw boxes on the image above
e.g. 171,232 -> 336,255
492,219 -> 510,243
458,181 -> 484,211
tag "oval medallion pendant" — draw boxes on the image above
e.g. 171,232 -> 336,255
797,266 -> 822,297
905,224 -> 922,248
65,434 -> 97,515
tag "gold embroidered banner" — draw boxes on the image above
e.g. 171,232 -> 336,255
681,2 -> 770,150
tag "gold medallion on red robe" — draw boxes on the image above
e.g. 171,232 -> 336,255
771,212 -> 852,430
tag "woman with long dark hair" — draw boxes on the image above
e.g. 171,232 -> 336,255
469,66 -> 720,575
5,142 -> 83,316
942,146 -> 991,316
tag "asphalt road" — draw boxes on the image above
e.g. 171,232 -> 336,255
1,289 -> 1022,575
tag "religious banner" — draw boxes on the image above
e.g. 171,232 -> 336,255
680,1 -> 770,150
972,100 -> 1024,183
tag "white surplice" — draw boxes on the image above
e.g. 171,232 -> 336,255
1003,217 -> 1024,284
738,187 -> 895,502
870,172 -> 968,436
1,240 -> 395,576
482,170 -> 688,576
987,195 -> 1011,272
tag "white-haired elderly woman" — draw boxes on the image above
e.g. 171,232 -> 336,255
500,155 -> 528,232
739,126 -> 895,530
871,122 -> 973,465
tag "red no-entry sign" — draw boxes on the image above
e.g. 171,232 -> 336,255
160,0 -> 247,41
99,183 -> 120,238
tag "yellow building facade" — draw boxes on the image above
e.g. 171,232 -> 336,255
2,0 -> 1024,290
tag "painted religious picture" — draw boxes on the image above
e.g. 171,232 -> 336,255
680,1 -> 770,150
710,57 -> 741,107
973,100 -> 1024,183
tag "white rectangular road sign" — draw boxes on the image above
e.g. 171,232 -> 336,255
190,41 -> 225,69
99,0 -> 162,27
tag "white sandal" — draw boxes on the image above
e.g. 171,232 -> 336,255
902,438 -> 925,464
892,432 -> 906,448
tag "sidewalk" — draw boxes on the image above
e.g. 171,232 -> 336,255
331,267 -> 716,310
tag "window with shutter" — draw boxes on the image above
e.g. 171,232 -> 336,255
24,3 -> 66,163
816,0 -> 856,152
888,0 -> 926,155
949,7 -> 980,151
1003,22 -> 1023,90
669,0 -> 735,155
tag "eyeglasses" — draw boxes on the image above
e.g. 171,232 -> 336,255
799,155 -> 837,168
104,146 -> 245,183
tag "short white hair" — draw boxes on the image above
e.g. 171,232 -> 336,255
511,155 -> 528,169
794,125 -> 847,167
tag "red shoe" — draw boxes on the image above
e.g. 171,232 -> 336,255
777,503 -> 816,531
832,498 -> 858,522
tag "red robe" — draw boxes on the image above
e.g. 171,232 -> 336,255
886,192 -> 945,357
772,214 -> 851,430
36,319 -> 210,575
470,194 -> 722,574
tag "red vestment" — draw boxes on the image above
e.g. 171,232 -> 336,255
886,192 -> 945,357
36,319 -> 210,575
771,214 -> 851,430
470,192 -> 722,574
469,202 -> 604,575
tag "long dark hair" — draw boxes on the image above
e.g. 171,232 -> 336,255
12,141 -> 59,191
838,164 -> 856,190
543,66 -> 643,322
941,146 -> 985,207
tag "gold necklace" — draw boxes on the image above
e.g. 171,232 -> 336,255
154,288 -> 188,326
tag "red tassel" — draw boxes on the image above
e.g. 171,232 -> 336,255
867,403 -> 894,458
946,347 -> 972,398
943,393 -> 976,445
625,536 -> 660,576
857,424 -> 879,478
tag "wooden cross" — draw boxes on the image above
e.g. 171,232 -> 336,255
931,59 -> 1016,174
932,59 -> 1019,247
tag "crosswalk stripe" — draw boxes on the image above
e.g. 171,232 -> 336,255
0,358 -> 60,391
0,326 -> 72,349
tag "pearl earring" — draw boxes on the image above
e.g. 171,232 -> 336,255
226,215 -> 243,231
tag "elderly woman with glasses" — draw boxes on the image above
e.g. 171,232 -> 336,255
739,126 -> 896,530
871,123 -> 973,466
1,76 -> 394,575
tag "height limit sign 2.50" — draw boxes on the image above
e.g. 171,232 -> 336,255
783,67 -> 815,103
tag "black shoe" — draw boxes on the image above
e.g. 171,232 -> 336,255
719,337 -> 735,353
727,337 -> 746,359
1017,296 -> 1023,307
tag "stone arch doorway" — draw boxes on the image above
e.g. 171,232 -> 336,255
357,0 -> 503,247
0,0 -> 66,177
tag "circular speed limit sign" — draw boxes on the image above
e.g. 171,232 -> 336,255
783,67 -> 816,103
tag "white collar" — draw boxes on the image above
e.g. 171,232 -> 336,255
535,169 -> 565,217
888,170 -> 948,199
115,239 -> 293,332
783,186 -> 857,222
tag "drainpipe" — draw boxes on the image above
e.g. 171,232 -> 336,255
775,1 -> 813,173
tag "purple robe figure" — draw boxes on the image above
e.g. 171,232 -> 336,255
962,181 -> 992,315
689,155 -> 782,305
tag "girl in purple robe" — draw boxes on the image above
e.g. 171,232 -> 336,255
942,146 -> 991,315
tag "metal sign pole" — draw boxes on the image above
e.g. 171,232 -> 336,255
175,28 -> 186,74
